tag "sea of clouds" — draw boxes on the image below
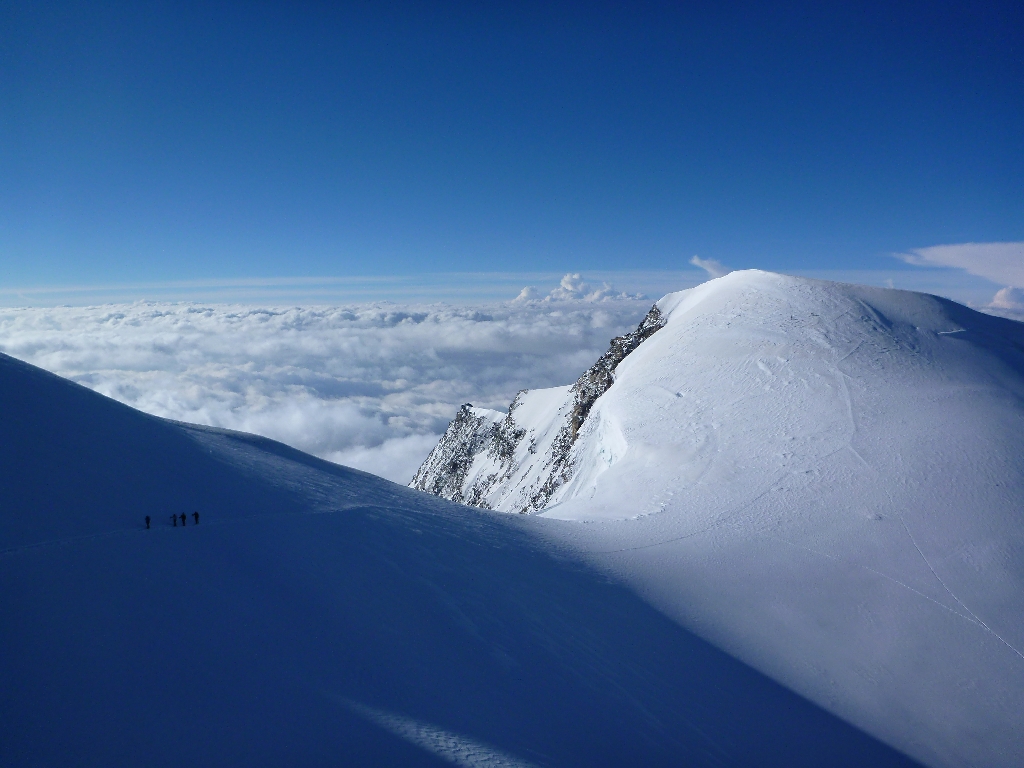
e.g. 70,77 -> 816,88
2,255 -> 1019,485
0,274 -> 652,483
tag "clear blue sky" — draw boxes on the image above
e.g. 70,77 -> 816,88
2,1 -> 1021,290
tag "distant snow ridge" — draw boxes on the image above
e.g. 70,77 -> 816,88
411,304 -> 666,512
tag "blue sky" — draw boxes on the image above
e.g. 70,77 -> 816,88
1,1 -> 1021,299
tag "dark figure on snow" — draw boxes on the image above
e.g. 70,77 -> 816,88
180,513 -> 187,526
172,514 -> 177,527
145,515 -> 151,529
193,511 -> 199,524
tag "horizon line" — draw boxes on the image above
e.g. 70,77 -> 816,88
0,266 -> 1002,308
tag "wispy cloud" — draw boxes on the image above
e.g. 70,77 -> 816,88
896,241 -> 1024,320
689,255 -> 731,279
897,242 -> 1024,287
0,293 -> 651,483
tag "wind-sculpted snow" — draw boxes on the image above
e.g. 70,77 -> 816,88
414,270 -> 1024,767
0,349 -> 917,767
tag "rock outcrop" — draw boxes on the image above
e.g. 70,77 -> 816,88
410,304 -> 666,512
409,405 -> 504,506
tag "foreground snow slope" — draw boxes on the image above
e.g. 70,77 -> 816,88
417,270 -> 1024,767
0,350 -> 915,767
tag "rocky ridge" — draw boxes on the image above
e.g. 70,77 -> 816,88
410,304 -> 666,512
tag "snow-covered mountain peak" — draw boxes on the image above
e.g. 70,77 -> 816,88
412,270 -> 1024,767
414,269 -> 1018,518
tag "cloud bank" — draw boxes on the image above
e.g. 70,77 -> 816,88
990,286 -> 1024,310
0,279 -> 651,483
513,273 -> 646,303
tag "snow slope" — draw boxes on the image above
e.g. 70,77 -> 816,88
0,349 -> 917,767
415,271 -> 1024,767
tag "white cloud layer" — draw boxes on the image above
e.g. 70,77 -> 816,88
0,279 -> 651,483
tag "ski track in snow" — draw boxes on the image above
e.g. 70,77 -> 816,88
879,482 -> 1024,663
838,342 -> 1023,664
763,532 -> 1024,661
587,452 -> 1024,663
340,700 -> 541,768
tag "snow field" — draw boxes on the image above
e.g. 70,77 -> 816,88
0,349 -> 916,767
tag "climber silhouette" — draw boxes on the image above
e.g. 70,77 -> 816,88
172,514 -> 177,527
180,513 -> 187,526
145,515 -> 150,529
193,511 -> 199,524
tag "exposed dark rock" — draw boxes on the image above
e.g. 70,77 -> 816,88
409,404 -> 500,505
523,304 -> 666,510
485,393 -> 527,483
567,304 -> 666,439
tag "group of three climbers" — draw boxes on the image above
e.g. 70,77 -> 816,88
143,512 -> 199,529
